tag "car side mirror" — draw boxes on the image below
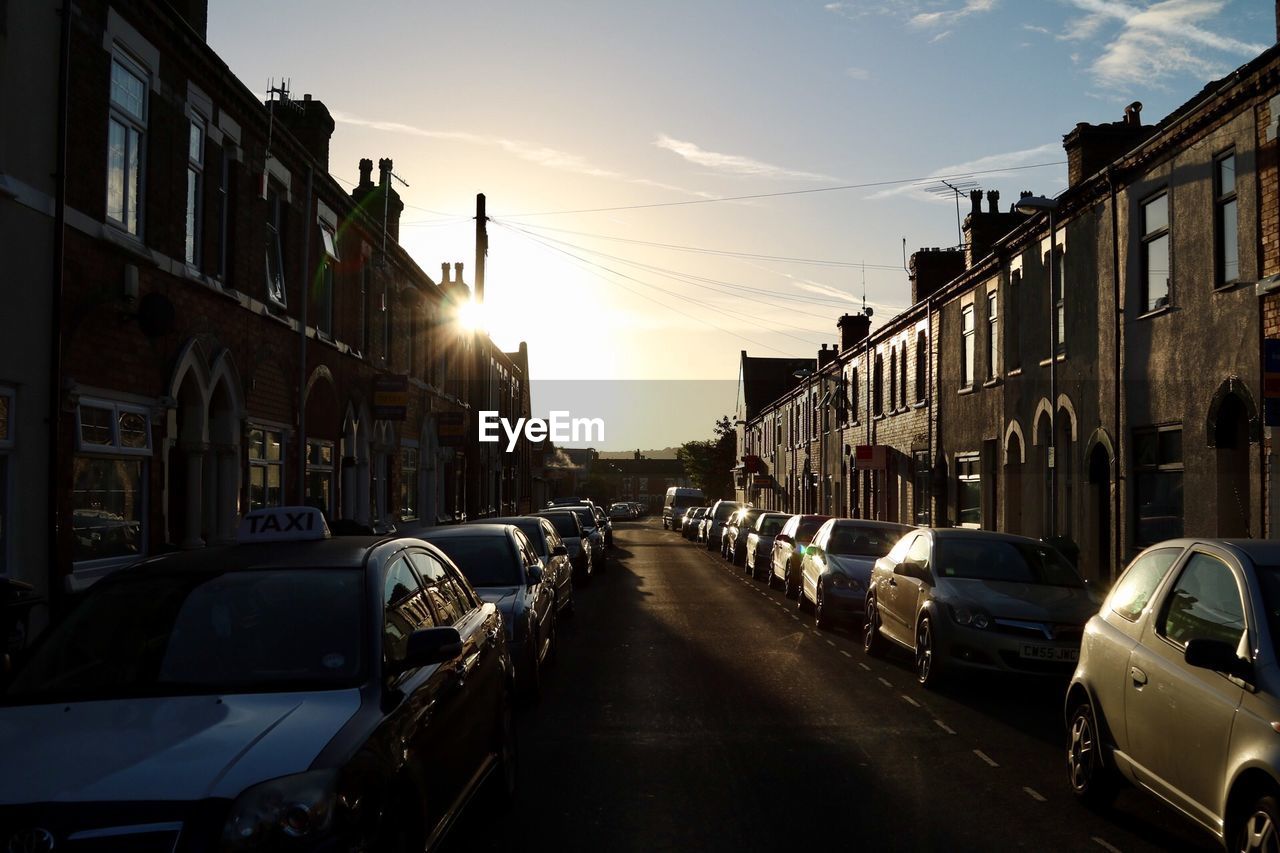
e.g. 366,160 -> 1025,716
387,626 -> 463,676
551,544 -> 568,557
896,560 -> 926,580
776,534 -> 792,544
527,564 -> 544,585
808,545 -> 824,560
1184,638 -> 1253,680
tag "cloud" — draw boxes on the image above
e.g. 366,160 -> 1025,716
1059,0 -> 1268,87
866,142 -> 1065,201
331,112 -> 714,199
845,66 -> 872,80
1022,23 -> 1051,34
909,0 -> 997,28
929,30 -> 953,42
654,135 -> 836,181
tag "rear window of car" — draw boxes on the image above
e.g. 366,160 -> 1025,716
797,519 -> 826,542
538,513 -> 579,538
1108,547 -> 1181,622
428,536 -> 522,588
672,495 -> 702,508
827,525 -> 905,558
758,516 -> 786,535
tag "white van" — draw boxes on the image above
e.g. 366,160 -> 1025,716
662,487 -> 706,530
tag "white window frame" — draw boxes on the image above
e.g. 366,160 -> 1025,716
106,50 -> 149,237
399,441 -> 420,521
987,289 -> 999,380
266,181 -> 287,308
246,424 -> 286,511
72,397 -> 153,581
960,304 -> 975,389
318,222 -> 338,338
185,112 -> 206,268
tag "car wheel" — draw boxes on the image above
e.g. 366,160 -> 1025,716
864,594 -> 886,657
1233,793 -> 1280,853
784,566 -> 799,599
524,634 -> 542,703
815,589 -> 831,631
489,687 -> 518,808
1067,701 -> 1118,806
546,609 -> 559,665
798,584 -> 814,614
915,616 -> 944,688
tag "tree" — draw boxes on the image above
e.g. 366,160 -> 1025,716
678,415 -> 738,499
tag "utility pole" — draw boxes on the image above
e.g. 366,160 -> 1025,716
475,193 -> 487,306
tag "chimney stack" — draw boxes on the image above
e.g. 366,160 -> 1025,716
441,262 -> 451,285
969,189 -> 983,216
1063,102 -> 1155,187
266,92 -> 336,170
454,262 -> 465,284
838,313 -> 872,350
986,190 -> 1000,214
909,247 -> 966,303
817,343 -> 836,369
358,158 -> 374,191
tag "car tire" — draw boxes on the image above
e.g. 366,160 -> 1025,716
784,566 -> 799,599
798,585 -> 814,614
767,565 -> 779,590
864,594 -> 887,657
1232,793 -> 1280,853
524,633 -> 542,704
815,589 -> 831,631
489,687 -> 518,808
915,616 -> 944,688
1066,701 -> 1119,807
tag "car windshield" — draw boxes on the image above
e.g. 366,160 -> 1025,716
429,536 -> 522,587
571,509 -> 596,529
797,519 -> 826,543
827,525 -> 905,558
935,539 -> 1084,588
1254,567 -> 1280,657
758,516 -> 786,535
537,513 -> 579,538
4,569 -> 365,704
672,495 -> 702,508
510,521 -> 546,555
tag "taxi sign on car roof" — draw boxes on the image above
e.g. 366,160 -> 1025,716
236,506 -> 331,543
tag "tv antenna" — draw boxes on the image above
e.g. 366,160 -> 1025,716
927,178 -> 978,249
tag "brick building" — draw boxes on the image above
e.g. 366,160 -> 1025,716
0,0 -> 532,605
740,41 -> 1280,583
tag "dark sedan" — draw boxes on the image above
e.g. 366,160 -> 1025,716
482,516 -> 575,618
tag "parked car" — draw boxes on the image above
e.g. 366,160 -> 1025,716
723,507 -> 766,565
548,497 -> 584,507
798,519 -> 912,630
747,513 -> 791,581
610,503 -> 632,520
479,516 -> 575,618
0,507 -> 516,852
530,509 -> 595,585
1064,539 -> 1280,851
561,506 -> 608,571
663,486 -> 706,530
703,500 -> 743,551
682,507 -> 708,540
864,528 -> 1097,688
421,524 -> 557,699
770,514 -> 832,598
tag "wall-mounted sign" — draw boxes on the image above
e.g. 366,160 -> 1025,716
373,374 -> 409,421
752,474 -> 773,489
854,444 -> 887,469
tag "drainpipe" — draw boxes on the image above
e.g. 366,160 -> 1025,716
927,294 -> 936,526
48,0 -> 72,607
297,166 -> 314,504
1108,167 -> 1123,580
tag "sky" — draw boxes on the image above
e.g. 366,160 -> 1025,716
209,0 -> 1272,448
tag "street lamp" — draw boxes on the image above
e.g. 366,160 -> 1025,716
1014,194 -> 1060,538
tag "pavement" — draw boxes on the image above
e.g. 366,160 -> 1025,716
444,519 -> 1214,852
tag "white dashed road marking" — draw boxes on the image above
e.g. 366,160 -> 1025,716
901,694 -> 921,708
1091,838 -> 1123,853
858,663 -> 871,671
840,650 -> 852,658
933,719 -> 957,735
1023,787 -> 1046,803
825,640 -> 836,647
973,749 -> 999,768
877,677 -> 893,688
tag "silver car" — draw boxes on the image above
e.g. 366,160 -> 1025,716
798,519 -> 911,631
863,528 -> 1098,687
1065,539 -> 1280,851
746,513 -> 790,581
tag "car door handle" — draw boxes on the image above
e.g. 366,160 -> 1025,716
888,577 -> 897,587
1130,666 -> 1148,687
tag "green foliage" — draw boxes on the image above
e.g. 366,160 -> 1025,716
678,416 -> 737,499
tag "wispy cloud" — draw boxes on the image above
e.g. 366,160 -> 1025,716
654,135 -> 836,181
332,112 -> 713,198
1022,23 -> 1051,34
929,30 -> 954,42
1059,0 -> 1268,88
866,142 -> 1064,201
845,66 -> 872,80
909,0 -> 997,29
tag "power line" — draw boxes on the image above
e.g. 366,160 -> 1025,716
489,218 -> 906,270
496,160 -> 1066,218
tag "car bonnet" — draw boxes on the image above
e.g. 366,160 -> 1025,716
0,689 -> 362,803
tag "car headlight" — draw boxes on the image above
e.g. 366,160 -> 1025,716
947,603 -> 991,629
828,573 -> 861,590
222,769 -> 338,850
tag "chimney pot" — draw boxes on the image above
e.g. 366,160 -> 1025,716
455,262 -> 464,283
1124,101 -> 1143,126
986,189 -> 1000,214
969,189 -> 983,216
441,262 -> 450,284
303,93 -> 312,101
359,158 -> 373,187
378,158 -> 393,184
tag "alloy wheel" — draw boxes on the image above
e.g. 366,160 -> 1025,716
1067,707 -> 1095,795
1241,811 -> 1279,853
915,618 -> 935,685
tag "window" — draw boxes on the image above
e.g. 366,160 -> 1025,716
1007,270 -> 1021,370
305,439 -> 333,515
184,116 -> 205,267
1109,547 -> 1181,622
382,557 -> 432,666
956,455 -> 981,527
899,344 -> 907,409
987,291 -> 999,380
216,149 -> 231,282
106,53 -> 147,236
915,332 -> 927,403
317,224 -> 338,336
873,354 -> 883,417
358,264 -> 369,354
1157,552 -> 1245,649
1141,191 -> 1170,312
1134,425 -> 1183,545
412,552 -> 474,626
1216,152 -> 1239,286
889,347 -> 897,415
73,400 -> 150,568
247,427 -> 284,510
1052,246 -> 1065,353
913,450 -> 931,526
399,446 -> 419,520
960,304 -> 975,388
265,184 -> 287,306
850,367 -> 859,422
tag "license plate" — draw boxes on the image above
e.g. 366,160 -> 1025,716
1019,643 -> 1079,663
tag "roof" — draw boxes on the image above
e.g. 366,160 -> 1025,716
739,354 -> 817,420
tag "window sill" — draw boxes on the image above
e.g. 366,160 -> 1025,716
982,377 -> 1001,389
1006,368 -> 1023,377
912,400 -> 928,410
1037,353 -> 1067,367
957,385 -> 976,397
1213,280 -> 1244,294
100,223 -> 152,262
873,414 -> 886,422
1136,305 -> 1173,321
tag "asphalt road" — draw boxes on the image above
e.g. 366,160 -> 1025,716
445,520 -> 1214,852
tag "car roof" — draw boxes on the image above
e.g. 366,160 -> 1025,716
928,528 -> 1056,546
420,524 -> 513,540
828,519 -> 913,529
127,536 -> 399,574
1139,538 -> 1280,565
485,516 -> 546,529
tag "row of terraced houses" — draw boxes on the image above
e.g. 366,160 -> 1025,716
736,38 -> 1280,584
1,0 -> 535,612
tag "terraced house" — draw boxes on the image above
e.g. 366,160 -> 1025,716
0,0 -> 532,610
738,41 -> 1280,583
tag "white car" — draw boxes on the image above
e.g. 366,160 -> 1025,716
1065,539 -> 1280,851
